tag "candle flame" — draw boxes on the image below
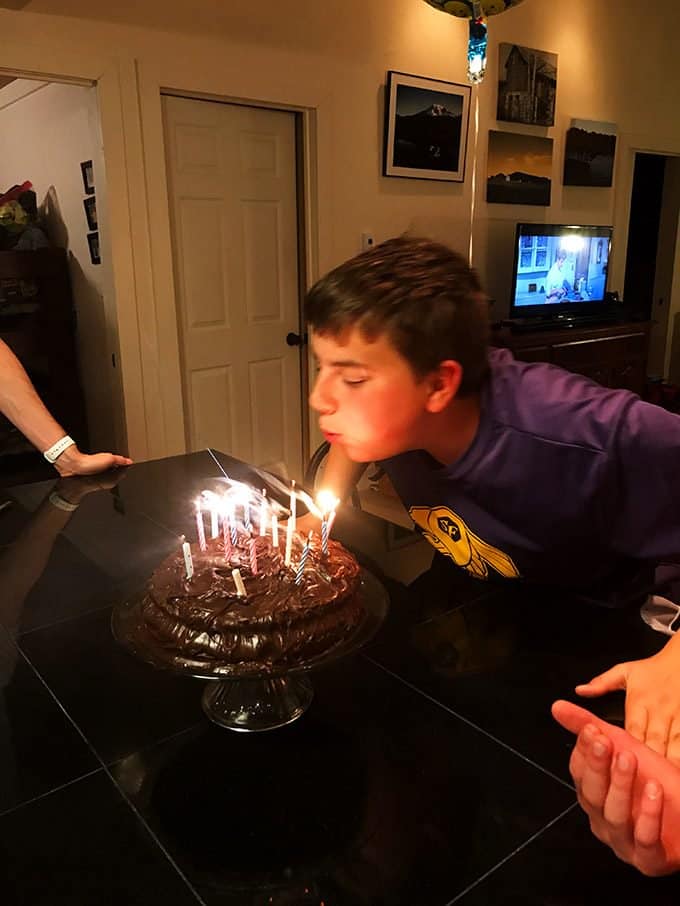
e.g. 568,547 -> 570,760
315,489 -> 340,516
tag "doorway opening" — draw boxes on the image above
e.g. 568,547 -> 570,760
623,151 -> 680,382
0,74 -> 123,486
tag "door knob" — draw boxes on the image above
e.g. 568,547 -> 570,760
286,331 -> 307,347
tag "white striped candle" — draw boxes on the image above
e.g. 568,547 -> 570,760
272,514 -> 279,548
195,499 -> 207,552
294,531 -> 313,585
321,517 -> 329,557
222,510 -> 232,561
228,500 -> 237,546
260,489 -> 267,536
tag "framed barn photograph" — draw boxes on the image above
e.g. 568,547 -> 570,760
497,44 -> 557,127
383,71 -> 471,182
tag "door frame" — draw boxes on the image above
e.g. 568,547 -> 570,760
136,59 -> 333,467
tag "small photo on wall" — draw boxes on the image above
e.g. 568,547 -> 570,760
83,196 -> 97,231
87,231 -> 101,265
487,130 -> 553,206
563,119 -> 617,187
497,44 -> 557,127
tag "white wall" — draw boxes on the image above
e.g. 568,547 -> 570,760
0,79 -> 120,451
1,0 -> 679,458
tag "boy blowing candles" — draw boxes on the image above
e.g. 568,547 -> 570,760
304,235 -> 680,874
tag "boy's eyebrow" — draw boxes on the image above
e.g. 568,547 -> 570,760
328,357 -> 369,368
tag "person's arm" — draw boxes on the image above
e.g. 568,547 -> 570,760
552,699 -> 680,876
0,339 -> 132,476
573,399 -> 680,766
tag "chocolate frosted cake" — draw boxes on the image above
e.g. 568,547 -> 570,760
137,532 -> 363,673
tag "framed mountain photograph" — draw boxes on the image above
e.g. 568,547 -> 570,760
383,71 -> 471,182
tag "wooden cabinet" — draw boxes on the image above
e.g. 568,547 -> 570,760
0,248 -> 88,483
493,321 -> 651,395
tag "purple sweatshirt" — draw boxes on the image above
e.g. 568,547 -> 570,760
381,348 -> 680,598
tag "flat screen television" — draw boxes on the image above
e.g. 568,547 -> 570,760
508,223 -> 615,324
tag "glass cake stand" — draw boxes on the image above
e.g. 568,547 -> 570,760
112,569 -> 388,732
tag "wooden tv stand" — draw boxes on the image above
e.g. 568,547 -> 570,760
492,320 -> 651,396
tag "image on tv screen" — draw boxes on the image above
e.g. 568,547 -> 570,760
512,231 -> 609,308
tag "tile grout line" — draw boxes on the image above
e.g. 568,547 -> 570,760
444,803 -> 578,905
0,767 -> 103,821
14,641 -> 208,906
364,655 -> 576,792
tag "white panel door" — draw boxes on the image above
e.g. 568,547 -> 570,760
162,94 -> 303,479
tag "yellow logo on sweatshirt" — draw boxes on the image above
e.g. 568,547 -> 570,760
409,505 -> 520,580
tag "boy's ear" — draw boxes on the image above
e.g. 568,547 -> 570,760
424,360 -> 463,412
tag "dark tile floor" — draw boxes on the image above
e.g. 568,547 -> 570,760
0,451 -> 678,905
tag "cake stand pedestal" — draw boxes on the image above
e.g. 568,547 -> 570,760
201,675 -> 314,731
112,569 -> 388,732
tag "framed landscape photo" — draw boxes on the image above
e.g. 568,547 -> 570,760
383,71 -> 471,182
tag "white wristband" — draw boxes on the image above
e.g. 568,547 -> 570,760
43,435 -> 76,464
49,491 -> 78,512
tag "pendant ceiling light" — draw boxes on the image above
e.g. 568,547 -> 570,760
423,1 -> 526,84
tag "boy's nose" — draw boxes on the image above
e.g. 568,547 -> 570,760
309,376 -> 335,415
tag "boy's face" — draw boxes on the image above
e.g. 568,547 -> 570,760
309,326 -> 432,462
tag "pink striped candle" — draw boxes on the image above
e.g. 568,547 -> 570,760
248,536 -> 258,575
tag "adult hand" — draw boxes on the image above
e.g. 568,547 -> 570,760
552,700 -> 680,876
575,636 -> 680,768
53,445 -> 132,478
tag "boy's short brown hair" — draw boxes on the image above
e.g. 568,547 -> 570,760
304,236 -> 489,395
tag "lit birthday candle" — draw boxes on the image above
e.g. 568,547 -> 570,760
243,497 -> 252,534
248,536 -> 258,575
316,489 -> 339,557
231,567 -> 247,597
289,479 -> 297,529
181,535 -> 194,580
272,514 -> 279,548
284,515 -> 294,567
195,498 -> 207,552
210,500 -> 219,539
228,499 -> 238,547
222,503 -> 232,561
294,531 -> 313,585
260,489 -> 268,536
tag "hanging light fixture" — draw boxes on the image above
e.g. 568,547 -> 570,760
422,1 -> 526,84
